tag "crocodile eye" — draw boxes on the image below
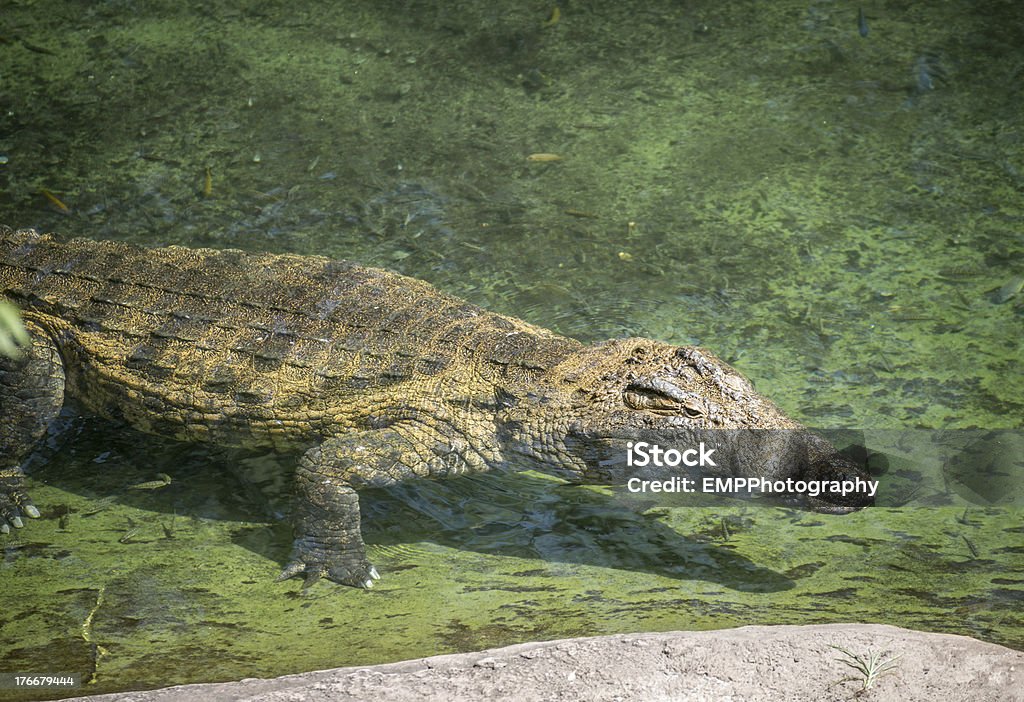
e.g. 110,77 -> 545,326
623,387 -> 679,414
680,398 -> 706,418
623,379 -> 705,418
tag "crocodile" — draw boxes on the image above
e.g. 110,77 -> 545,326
0,226 -> 874,588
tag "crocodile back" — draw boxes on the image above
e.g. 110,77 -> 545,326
0,228 -> 581,449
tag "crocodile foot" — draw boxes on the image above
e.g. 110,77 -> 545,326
277,537 -> 381,589
0,467 -> 41,534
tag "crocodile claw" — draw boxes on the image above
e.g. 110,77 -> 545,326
0,474 -> 40,534
277,540 -> 381,589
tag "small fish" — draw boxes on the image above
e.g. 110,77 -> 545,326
18,37 -> 56,55
913,53 -> 948,94
889,311 -> 936,322
39,188 -> 71,214
857,8 -> 869,38
129,473 -> 172,490
961,534 -> 979,558
527,153 -> 562,162
992,274 -> 1024,304
937,265 -> 982,280
81,496 -> 116,517
118,527 -> 140,544
202,167 -> 213,198
873,352 -> 894,374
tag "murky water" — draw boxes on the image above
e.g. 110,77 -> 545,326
1,0 -> 1021,699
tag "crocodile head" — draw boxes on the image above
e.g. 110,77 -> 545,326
500,338 -> 874,514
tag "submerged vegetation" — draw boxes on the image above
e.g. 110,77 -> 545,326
0,300 -> 28,358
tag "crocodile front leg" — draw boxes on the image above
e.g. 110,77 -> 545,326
0,318 -> 65,533
279,420 -> 492,588
277,435 -> 381,589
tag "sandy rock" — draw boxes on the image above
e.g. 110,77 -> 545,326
64,624 -> 1023,702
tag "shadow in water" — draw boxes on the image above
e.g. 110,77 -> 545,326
21,415 -> 810,594
362,472 -> 798,594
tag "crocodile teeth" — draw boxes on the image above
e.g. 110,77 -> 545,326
11,516 -> 23,528
369,566 -> 380,580
24,505 -> 40,518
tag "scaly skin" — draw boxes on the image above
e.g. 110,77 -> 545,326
0,227 -> 873,588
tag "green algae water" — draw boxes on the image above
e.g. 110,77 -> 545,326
1,0 -> 1021,699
